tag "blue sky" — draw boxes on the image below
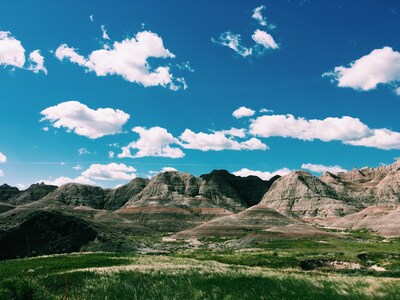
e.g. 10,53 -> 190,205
0,0 -> 400,188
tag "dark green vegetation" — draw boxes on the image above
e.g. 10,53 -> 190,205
0,236 -> 399,299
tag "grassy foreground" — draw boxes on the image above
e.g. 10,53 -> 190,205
1,238 -> 400,300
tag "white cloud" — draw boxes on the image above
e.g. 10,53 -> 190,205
0,152 -> 6,163
81,163 -> 136,180
161,167 -> 177,172
0,31 -> 25,68
42,176 -> 95,187
73,164 -> 83,171
78,148 -> 90,155
252,29 -> 279,50
232,106 -> 255,118
108,151 -> 115,158
16,183 -> 27,190
345,129 -> 400,150
301,163 -> 347,174
323,47 -> 400,93
55,31 -> 186,90
118,126 -> 185,158
101,25 -> 110,40
218,128 -> 246,138
260,108 -> 273,113
89,15 -> 94,22
212,32 -> 253,57
147,166 -> 178,179
250,114 -> 370,142
395,87 -> 400,95
28,50 -> 47,74
42,163 -> 136,186
249,113 -> 400,150
252,5 -> 267,26
40,100 -> 130,139
0,31 -> 47,74
233,167 -> 291,180
179,129 -> 267,151
0,151 -> 5,177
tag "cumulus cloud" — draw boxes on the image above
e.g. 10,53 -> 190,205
108,151 -> 115,158
42,176 -> 95,186
147,166 -> 178,179
218,128 -> 246,138
0,152 -> 6,163
0,31 -> 25,68
81,163 -> 136,180
323,47 -> 400,93
28,50 -> 47,74
232,106 -> 255,118
252,5 -> 267,26
345,129 -> 400,150
0,31 -> 47,74
250,114 -> 370,141
179,129 -> 267,151
55,31 -> 186,90
252,29 -> 279,50
42,163 -> 136,186
233,167 -> 291,180
118,126 -> 185,158
301,163 -> 347,174
40,101 -> 130,139
211,32 -> 252,57
161,167 -> 177,172
249,113 -> 400,150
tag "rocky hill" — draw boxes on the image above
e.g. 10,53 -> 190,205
0,161 -> 399,259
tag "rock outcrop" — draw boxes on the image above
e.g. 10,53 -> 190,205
260,171 -> 358,218
43,183 -> 106,209
173,204 -> 332,243
0,184 -> 19,202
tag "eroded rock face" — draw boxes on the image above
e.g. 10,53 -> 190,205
117,171 -> 276,232
320,160 -> 400,207
104,178 -> 149,210
43,183 -> 106,209
123,171 -> 253,212
260,171 -> 358,218
200,170 -> 276,207
172,204 -> 332,244
7,183 -> 57,205
323,206 -> 400,237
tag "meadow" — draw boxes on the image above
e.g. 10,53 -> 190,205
1,233 -> 399,299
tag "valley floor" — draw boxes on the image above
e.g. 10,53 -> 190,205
1,235 -> 399,299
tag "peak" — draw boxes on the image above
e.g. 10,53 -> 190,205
210,169 -> 231,175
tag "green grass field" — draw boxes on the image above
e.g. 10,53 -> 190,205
1,234 -> 399,299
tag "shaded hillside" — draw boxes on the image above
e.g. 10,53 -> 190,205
200,169 -> 279,206
0,183 -> 57,206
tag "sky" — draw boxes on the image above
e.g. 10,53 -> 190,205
0,0 -> 400,189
